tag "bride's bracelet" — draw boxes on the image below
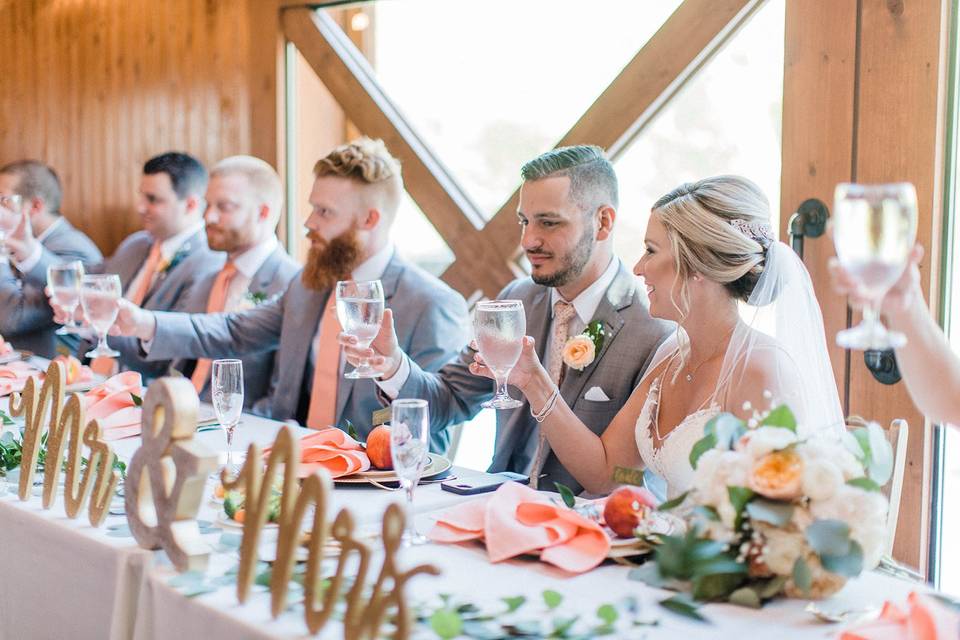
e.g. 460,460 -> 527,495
530,386 -> 560,423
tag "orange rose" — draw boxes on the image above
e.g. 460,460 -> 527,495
562,335 -> 596,370
748,449 -> 803,500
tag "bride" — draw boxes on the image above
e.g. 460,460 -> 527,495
471,175 -> 845,498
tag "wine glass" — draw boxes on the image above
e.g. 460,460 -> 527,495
211,359 -> 244,474
80,274 -> 122,358
47,261 -> 84,335
474,300 -> 525,409
833,182 -> 918,350
390,398 -> 430,546
335,279 -> 385,379
0,194 -> 23,261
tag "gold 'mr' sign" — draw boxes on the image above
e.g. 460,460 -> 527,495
224,426 -> 440,638
8,361 -> 119,526
125,377 -> 218,572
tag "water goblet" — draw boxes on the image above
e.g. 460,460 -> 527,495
211,359 -> 244,475
47,261 -> 84,335
335,279 -> 385,379
390,398 -> 430,546
81,274 -> 122,358
474,300 -> 525,409
833,182 -> 918,350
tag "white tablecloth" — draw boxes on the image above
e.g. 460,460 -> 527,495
0,405 -> 932,640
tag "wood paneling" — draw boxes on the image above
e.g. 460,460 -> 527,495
0,0 -> 271,255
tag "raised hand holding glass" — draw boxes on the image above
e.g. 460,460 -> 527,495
474,300 -> 525,409
48,261 -> 84,335
81,274 -> 122,358
335,279 -> 385,379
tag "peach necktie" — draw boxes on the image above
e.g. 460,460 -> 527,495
129,242 -> 163,306
306,295 -> 341,430
191,262 -> 238,393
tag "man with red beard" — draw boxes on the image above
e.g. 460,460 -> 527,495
110,139 -> 469,452
342,146 -> 673,493
164,156 -> 299,409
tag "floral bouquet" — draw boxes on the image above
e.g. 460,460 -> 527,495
635,404 -> 894,607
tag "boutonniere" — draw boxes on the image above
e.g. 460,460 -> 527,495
157,244 -> 190,275
562,320 -> 605,371
237,291 -> 269,312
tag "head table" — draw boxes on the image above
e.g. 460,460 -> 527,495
0,401 -> 930,640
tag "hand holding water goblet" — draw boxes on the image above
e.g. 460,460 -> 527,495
335,279 -> 385,379
47,261 -> 84,335
211,358 -> 244,475
832,182 -> 918,350
81,274 -> 122,358
474,300 -> 526,409
390,398 -> 430,546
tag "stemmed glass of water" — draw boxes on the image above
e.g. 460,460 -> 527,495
474,300 -> 526,409
81,274 -> 122,358
335,279 -> 384,379
0,194 -> 23,261
390,398 -> 430,546
48,261 -> 84,335
833,183 -> 918,350
212,359 -> 244,474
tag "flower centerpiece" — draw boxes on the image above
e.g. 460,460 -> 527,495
634,404 -> 894,607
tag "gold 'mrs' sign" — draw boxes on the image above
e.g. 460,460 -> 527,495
125,377 -> 218,571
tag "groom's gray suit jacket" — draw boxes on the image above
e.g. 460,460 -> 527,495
396,262 -> 673,494
0,217 -> 103,358
146,253 -> 470,453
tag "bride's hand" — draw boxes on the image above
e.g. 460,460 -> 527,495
468,336 -> 546,393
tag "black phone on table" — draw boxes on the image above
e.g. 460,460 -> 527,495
440,471 -> 529,495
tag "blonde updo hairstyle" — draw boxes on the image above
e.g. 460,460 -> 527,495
652,175 -> 774,324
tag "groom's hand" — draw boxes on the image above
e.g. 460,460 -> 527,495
338,308 -> 404,379
468,335 -> 545,393
109,299 -> 157,341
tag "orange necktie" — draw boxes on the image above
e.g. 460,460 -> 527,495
305,295 -> 341,430
191,261 -> 238,393
129,242 -> 162,306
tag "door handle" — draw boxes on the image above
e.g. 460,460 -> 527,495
787,198 -> 829,260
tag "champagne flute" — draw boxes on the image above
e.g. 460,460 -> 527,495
833,182 -> 918,350
81,274 -> 122,358
47,261 -> 84,335
474,300 -> 525,409
0,194 -> 23,261
335,279 -> 385,379
211,359 -> 244,474
390,398 -> 430,546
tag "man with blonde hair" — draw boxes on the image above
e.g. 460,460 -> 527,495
111,139 -> 469,450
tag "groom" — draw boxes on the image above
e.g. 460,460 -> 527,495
343,146 -> 673,493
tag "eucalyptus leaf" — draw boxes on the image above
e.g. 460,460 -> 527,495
344,419 -> 359,441
745,499 -> 794,527
693,505 -> 720,522
689,432 -> 717,469
866,422 -> 893,485
596,603 -> 618,626
728,587 -> 762,609
758,575 -> 788,599
658,594 -> 708,623
502,595 -> 526,613
852,428 -> 872,462
502,620 -> 541,636
0,411 -> 13,426
760,405 -> 797,432
542,589 -> 563,610
727,486 -> 755,529
805,519 -> 852,557
130,393 -> 142,407
430,608 -> 463,640
657,490 -> 689,512
553,482 -> 576,509
710,413 -> 748,449
846,477 -> 882,492
820,540 -> 864,577
792,557 -> 812,595
551,615 -> 579,637
692,572 -> 745,600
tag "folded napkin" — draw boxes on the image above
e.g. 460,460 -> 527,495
840,592 -> 960,640
0,361 -> 42,397
264,428 -> 370,479
0,334 -> 13,357
429,481 -> 611,574
83,372 -> 144,440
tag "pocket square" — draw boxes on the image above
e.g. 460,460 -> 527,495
583,386 -> 610,402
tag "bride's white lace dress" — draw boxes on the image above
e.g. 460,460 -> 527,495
634,362 -> 719,500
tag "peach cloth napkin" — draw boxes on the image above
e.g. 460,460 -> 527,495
264,428 -> 370,478
428,481 -> 611,574
0,335 -> 13,356
83,371 -> 143,441
0,361 -> 41,396
840,592 -> 960,640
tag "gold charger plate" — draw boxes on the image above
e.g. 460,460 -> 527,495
334,453 -> 452,484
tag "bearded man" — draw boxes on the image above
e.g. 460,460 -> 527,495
109,139 -> 469,450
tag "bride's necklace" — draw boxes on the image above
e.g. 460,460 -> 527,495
676,326 -> 737,383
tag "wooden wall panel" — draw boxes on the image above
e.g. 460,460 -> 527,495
0,0 -> 263,255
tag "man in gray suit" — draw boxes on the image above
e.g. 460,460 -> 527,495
111,139 -> 469,452
345,146 -> 673,493
0,160 -> 102,357
170,156 -> 299,409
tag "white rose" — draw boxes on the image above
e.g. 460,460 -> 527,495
740,426 -> 799,459
801,458 -> 844,502
799,438 -> 864,481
